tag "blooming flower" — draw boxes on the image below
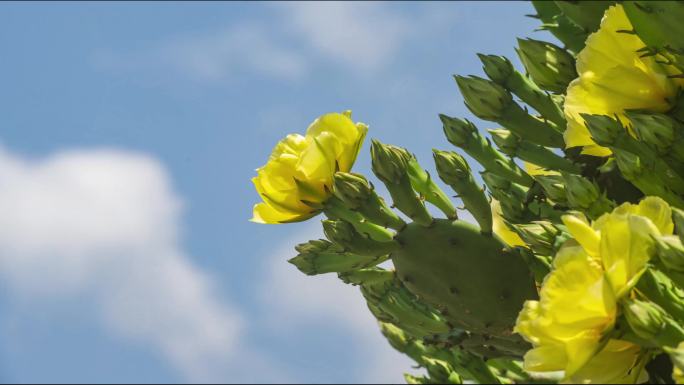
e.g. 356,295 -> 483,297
515,196 -> 672,382
563,4 -> 684,156
252,111 -> 367,224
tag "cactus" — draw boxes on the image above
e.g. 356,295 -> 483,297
252,2 -> 684,383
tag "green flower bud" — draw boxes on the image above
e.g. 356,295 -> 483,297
533,174 -> 568,204
478,54 -> 514,85
489,129 -> 580,174
454,75 -> 513,121
516,38 -> 577,94
626,111 -> 676,152
656,236 -> 684,273
440,114 -> 477,148
581,114 -> 623,147
371,140 -> 432,226
371,139 -> 413,185
322,220 -> 398,257
488,129 -> 520,156
636,267 -> 684,322
439,115 -> 534,187
626,111 -> 684,164
508,221 -> 570,256
482,172 -> 526,221
333,172 -> 406,230
433,150 -> 492,233
561,172 -> 614,219
288,239 -> 389,275
623,299 -> 684,347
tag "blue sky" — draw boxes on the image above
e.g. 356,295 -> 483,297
0,2 -> 553,383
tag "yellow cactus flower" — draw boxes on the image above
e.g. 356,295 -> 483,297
563,4 -> 684,156
252,111 -> 367,224
563,196 -> 673,296
515,243 -> 616,376
564,340 -> 649,384
515,196 -> 671,382
491,199 -> 525,247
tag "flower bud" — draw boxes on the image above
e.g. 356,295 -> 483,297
440,114 -> 477,148
289,239 -> 388,275
333,172 -> 405,230
561,172 -> 614,218
433,150 -> 492,232
516,38 -> 577,94
623,299 -> 684,347
322,220 -> 398,257
455,75 -> 513,121
370,139 -> 412,185
478,54 -> 514,85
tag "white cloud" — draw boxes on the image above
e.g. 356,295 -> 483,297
279,2 -> 410,72
0,146 -> 242,381
260,223 -> 417,383
93,3 -> 458,82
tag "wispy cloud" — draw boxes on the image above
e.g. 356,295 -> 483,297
279,2 -> 410,72
0,146 -> 242,381
93,22 -> 308,83
92,2 -> 455,83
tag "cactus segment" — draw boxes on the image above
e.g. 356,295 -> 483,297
338,267 -> 394,286
371,140 -> 433,226
288,239 -> 390,275
440,115 -> 533,187
478,54 -> 566,128
406,157 -> 459,220
489,129 -> 580,173
454,76 -> 565,148
390,219 -> 538,337
333,172 -> 406,230
433,150 -> 493,233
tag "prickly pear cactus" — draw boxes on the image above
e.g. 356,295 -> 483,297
252,1 -> 684,383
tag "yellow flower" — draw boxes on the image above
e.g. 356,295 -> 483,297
564,340 -> 649,384
252,111 -> 367,224
515,244 -> 616,376
562,196 -> 673,296
515,196 -> 672,382
563,4 -> 684,156
491,199 -> 525,247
